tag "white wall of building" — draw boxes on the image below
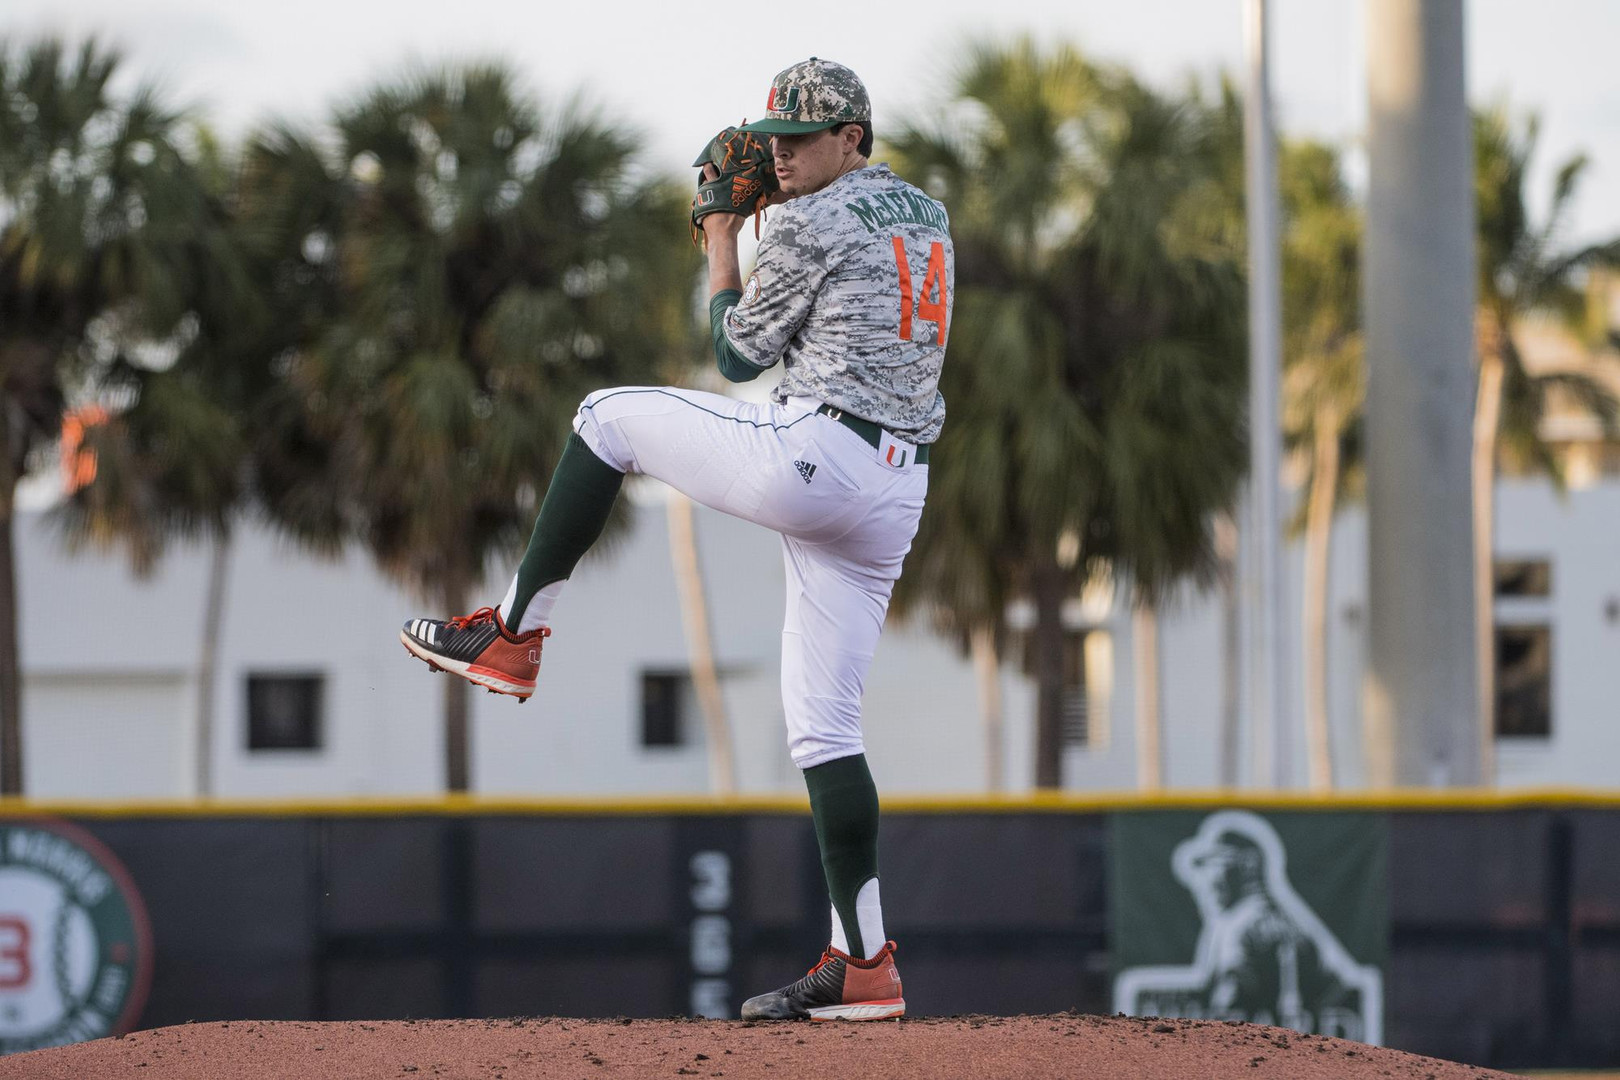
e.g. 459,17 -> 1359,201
11,496 -> 1040,799
1492,479 -> 1620,786
23,673 -> 189,797
8,474 -> 1618,799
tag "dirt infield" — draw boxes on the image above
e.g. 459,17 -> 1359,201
0,1015 -> 1516,1080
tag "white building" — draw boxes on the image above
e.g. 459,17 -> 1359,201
10,467 -> 1619,799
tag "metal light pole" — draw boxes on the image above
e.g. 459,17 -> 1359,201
1243,0 -> 1290,788
1363,0 -> 1479,786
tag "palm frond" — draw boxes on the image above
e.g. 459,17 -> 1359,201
1537,370 -> 1620,440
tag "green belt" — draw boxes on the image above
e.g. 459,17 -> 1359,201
816,405 -> 931,464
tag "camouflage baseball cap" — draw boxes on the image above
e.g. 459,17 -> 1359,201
739,58 -> 870,135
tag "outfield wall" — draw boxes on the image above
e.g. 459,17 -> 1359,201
2,792 -> 1618,1070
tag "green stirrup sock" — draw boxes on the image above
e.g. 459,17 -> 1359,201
503,432 -> 625,628
804,753 -> 880,959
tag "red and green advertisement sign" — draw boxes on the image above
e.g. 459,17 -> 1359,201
0,819 -> 153,1054
1111,809 -> 1387,1043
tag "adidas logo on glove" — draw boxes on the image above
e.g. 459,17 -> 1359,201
794,460 -> 817,484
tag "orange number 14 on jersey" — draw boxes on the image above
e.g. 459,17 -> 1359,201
891,237 -> 949,345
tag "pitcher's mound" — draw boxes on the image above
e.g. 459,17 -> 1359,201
0,1014 -> 1513,1079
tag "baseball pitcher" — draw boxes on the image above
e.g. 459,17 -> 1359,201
401,57 -> 953,1021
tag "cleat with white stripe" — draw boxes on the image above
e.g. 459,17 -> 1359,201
741,940 -> 905,1022
399,607 -> 550,700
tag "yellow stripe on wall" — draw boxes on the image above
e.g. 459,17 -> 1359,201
3,787 -> 1620,818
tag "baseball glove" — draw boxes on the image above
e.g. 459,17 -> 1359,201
691,125 -> 777,245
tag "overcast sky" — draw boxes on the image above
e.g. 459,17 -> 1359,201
6,0 -> 1619,241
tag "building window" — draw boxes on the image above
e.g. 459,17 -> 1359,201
641,670 -> 693,748
1494,626 -> 1551,738
1493,558 -> 1552,739
1494,559 -> 1550,598
246,674 -> 323,751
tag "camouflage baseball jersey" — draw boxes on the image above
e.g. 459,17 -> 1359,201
721,164 -> 953,445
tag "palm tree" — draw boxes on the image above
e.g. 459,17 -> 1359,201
0,38 -> 224,793
888,41 -> 1248,788
1212,512 -> 1242,787
1471,106 -> 1620,782
1190,84 -> 1249,791
885,43 -> 1099,790
665,492 -> 735,794
245,64 -> 696,791
1278,140 -> 1364,792
52,117 -> 281,798
58,369 -> 247,795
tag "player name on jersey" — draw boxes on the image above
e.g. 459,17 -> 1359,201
843,191 -> 949,236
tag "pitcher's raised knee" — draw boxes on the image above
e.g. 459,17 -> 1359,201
573,387 -> 635,472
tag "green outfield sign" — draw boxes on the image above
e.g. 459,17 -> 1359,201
1111,809 -> 1387,1043
0,820 -> 153,1054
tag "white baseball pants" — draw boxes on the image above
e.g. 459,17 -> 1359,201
571,387 -> 928,768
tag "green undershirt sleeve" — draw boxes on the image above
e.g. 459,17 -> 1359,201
710,290 -> 765,383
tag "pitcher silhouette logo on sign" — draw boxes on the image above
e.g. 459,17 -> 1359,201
1113,810 -> 1382,1043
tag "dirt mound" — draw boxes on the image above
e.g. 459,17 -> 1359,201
0,1015 -> 1512,1080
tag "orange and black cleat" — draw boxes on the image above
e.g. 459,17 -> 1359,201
400,606 -> 549,702
740,940 -> 905,1021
